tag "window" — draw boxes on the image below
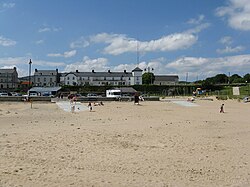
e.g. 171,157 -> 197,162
50,78 -> 53,82
38,78 -> 40,82
67,77 -> 70,80
72,76 -> 75,80
44,78 -> 46,82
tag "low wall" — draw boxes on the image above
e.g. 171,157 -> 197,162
54,96 -> 160,102
0,96 -> 51,102
0,96 -> 159,102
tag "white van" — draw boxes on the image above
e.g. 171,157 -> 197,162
106,89 -> 121,98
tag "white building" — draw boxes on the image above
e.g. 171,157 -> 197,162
60,67 -> 143,86
34,69 -> 59,87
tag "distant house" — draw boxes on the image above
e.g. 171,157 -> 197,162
60,67 -> 143,86
0,67 -> 18,89
154,75 -> 179,85
34,69 -> 59,87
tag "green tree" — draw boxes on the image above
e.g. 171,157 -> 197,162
243,73 -> 250,82
230,74 -> 243,83
142,72 -> 155,85
213,74 -> 228,84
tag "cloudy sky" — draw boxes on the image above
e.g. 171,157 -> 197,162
1,0 -> 250,81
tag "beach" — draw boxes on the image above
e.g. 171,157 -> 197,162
0,99 -> 250,187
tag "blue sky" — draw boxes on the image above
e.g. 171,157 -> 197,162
1,0 -> 250,81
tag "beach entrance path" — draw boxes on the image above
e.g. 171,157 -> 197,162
172,100 -> 199,107
56,101 -> 88,112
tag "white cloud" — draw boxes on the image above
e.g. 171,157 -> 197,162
216,0 -> 250,31
217,36 -> 245,54
2,3 -> 15,8
35,40 -> 44,45
90,32 -> 198,55
185,23 -> 210,34
166,54 -> 250,80
0,2 -> 15,12
0,57 -> 25,65
0,35 -> 16,46
216,46 -> 245,54
38,27 -> 61,33
89,23 -> 209,56
219,36 -> 233,45
34,60 -> 65,67
64,56 -> 109,72
47,50 -> 77,58
187,15 -> 205,25
70,37 -> 89,48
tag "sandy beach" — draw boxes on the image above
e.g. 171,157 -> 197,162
0,98 -> 250,187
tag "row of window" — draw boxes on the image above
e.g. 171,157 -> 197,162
37,78 -> 54,82
66,77 -> 132,81
0,79 -> 15,82
66,81 -> 129,86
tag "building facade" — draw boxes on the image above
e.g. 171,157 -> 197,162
154,75 -> 179,85
34,69 -> 59,87
0,67 -> 19,89
60,67 -> 143,86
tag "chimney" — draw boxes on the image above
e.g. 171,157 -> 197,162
124,70 -> 126,73
56,68 -> 58,72
92,69 -> 95,73
108,70 -> 111,73
35,69 -> 38,72
76,70 -> 79,73
13,67 -> 16,71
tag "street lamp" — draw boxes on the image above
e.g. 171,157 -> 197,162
28,59 -> 32,95
246,81 -> 249,96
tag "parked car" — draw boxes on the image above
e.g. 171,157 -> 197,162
87,93 -> 98,97
29,93 -> 38,96
0,93 -> 8,96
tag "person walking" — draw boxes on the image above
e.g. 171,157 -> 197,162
220,104 -> 225,113
88,102 -> 92,112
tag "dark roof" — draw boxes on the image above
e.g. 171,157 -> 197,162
132,67 -> 143,72
65,72 -> 132,77
0,68 -> 17,74
29,87 -> 62,92
154,75 -> 179,82
34,69 -> 58,76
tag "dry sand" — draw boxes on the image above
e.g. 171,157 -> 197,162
0,98 -> 250,187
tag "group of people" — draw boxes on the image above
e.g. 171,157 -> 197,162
87,101 -> 104,112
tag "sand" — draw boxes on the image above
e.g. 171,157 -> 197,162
0,98 -> 250,187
